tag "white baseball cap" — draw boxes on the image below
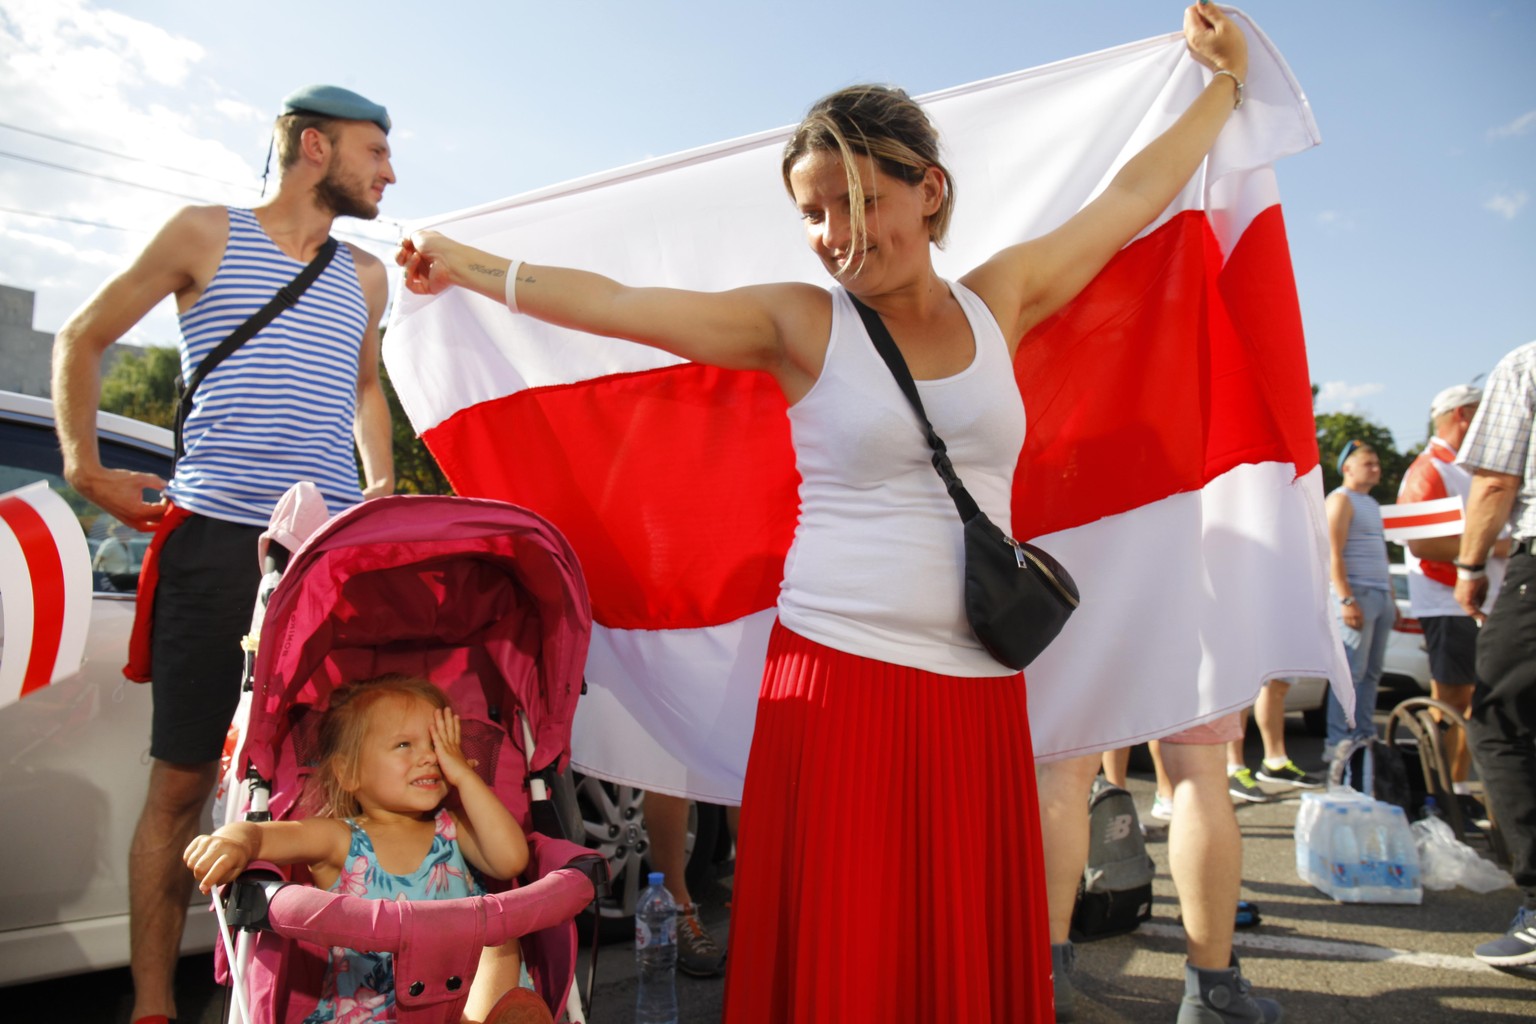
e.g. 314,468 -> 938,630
1430,384 -> 1482,419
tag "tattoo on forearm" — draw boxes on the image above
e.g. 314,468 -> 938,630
516,272 -> 535,284
468,263 -> 505,278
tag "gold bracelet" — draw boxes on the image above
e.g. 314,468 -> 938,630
1211,68 -> 1244,109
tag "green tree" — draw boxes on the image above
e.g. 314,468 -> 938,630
99,344 -> 180,429
1314,411 -> 1409,499
97,342 -> 451,496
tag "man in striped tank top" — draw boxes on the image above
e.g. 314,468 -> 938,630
1325,440 -> 1396,756
50,84 -> 396,1024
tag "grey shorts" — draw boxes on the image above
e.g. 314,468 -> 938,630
149,513 -> 264,764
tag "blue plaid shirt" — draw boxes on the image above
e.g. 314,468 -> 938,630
1459,340 -> 1536,541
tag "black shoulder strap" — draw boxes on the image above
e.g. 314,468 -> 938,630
848,293 -> 982,523
174,236 -> 340,460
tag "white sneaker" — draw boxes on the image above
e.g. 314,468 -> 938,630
1150,794 -> 1175,822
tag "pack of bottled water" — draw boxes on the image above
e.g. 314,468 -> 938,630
1294,787 -> 1422,904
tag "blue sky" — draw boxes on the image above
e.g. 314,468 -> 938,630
1,1 -> 1531,450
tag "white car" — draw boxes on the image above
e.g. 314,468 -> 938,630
1383,562 -> 1433,693
0,389 -> 216,987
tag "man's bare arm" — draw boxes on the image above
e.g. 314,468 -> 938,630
52,206 -> 225,530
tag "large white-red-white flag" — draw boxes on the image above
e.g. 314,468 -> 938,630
385,10 -> 1351,803
0,481 -> 93,710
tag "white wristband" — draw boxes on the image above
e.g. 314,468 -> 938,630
1457,566 -> 1488,582
505,260 -> 524,313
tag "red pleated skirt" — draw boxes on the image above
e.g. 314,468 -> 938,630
722,622 -> 1052,1023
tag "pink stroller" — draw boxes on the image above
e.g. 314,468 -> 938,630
210,490 -> 606,1024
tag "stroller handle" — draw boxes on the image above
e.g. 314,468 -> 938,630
258,866 -> 596,953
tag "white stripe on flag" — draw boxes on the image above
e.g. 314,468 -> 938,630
0,481 -> 94,709
1382,496 -> 1464,542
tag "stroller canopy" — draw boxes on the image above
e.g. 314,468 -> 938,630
245,494 -> 591,792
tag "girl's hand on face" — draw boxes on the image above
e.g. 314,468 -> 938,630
430,707 -> 476,789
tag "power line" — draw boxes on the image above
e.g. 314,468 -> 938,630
0,204 -> 134,232
0,120 -> 257,191
0,149 -> 228,204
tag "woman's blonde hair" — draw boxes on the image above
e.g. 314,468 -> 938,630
780,84 -> 955,276
301,674 -> 451,819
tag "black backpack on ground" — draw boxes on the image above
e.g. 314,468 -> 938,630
1330,735 -> 1414,817
1070,777 -> 1155,942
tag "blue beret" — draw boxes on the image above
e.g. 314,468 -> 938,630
281,84 -> 390,134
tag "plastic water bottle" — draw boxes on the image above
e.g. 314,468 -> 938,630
1328,806 -> 1362,901
1381,804 -> 1423,903
635,871 -> 679,1024
1354,803 -> 1389,902
1421,796 -> 1444,821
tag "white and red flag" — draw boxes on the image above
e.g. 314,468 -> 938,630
1381,496 -> 1465,542
0,481 -> 94,710
385,10 -> 1350,802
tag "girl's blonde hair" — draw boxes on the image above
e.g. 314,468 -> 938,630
302,674 -> 451,819
780,84 -> 955,277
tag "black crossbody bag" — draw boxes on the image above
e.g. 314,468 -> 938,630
173,237 -> 339,462
850,294 -> 1080,671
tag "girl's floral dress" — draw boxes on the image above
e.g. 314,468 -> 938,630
302,809 -> 482,1023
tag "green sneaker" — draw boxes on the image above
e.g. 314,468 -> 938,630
1227,767 -> 1272,803
1254,759 -> 1324,789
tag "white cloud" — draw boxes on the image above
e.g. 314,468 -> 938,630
1485,190 -> 1528,220
0,0 -> 265,334
1489,110 -> 1536,139
1315,380 -> 1385,414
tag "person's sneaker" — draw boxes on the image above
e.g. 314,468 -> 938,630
1227,767 -> 1273,803
1149,794 -> 1175,822
1472,906 -> 1536,967
1254,759 -> 1324,789
1176,958 -> 1282,1023
676,904 -> 727,977
1052,941 -> 1077,1023
1457,793 -> 1493,832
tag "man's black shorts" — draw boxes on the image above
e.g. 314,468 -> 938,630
149,513 -> 264,764
1419,614 -> 1479,688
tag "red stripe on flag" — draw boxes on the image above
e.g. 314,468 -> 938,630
426,207 -> 1313,631
425,364 -> 798,629
1383,510 -> 1462,530
0,494 -> 67,697
1014,207 -> 1315,538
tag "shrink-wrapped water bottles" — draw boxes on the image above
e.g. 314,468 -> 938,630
1294,787 -> 1421,904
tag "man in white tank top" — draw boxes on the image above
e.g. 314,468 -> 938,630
51,85 -> 396,1024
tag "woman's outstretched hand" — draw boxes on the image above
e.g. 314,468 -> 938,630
396,231 -> 458,295
1184,2 -> 1249,81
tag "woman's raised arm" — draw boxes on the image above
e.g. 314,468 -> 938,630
963,2 -> 1249,350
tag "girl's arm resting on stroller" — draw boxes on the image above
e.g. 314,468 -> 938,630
449,781 -> 530,882
184,819 -> 350,894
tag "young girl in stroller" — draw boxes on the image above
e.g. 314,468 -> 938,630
185,673 -> 553,1024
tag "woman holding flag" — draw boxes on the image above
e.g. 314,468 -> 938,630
398,4 -> 1247,1019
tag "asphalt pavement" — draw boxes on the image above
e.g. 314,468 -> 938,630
12,681 -> 1534,1022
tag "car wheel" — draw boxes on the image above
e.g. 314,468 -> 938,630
554,770 -> 715,943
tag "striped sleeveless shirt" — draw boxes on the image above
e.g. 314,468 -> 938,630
165,208 -> 369,526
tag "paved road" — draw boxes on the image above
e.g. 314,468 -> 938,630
12,685 -> 1534,1021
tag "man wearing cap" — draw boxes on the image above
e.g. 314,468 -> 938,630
1397,384 -> 1506,806
1454,340 -> 1536,967
52,85 -> 396,1024
1324,439 -> 1395,756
